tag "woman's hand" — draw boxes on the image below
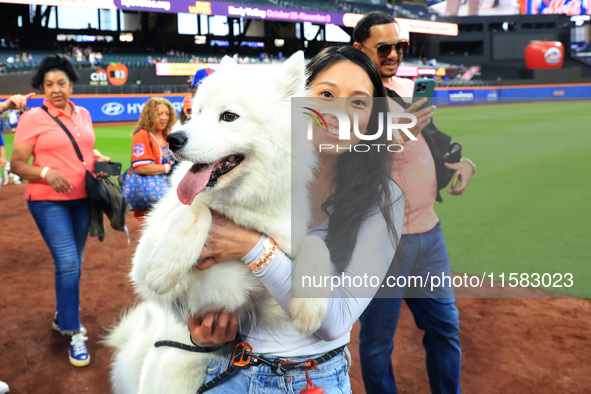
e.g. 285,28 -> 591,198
196,211 -> 261,270
95,171 -> 109,180
45,169 -> 73,194
93,149 -> 110,162
188,311 -> 239,347
93,149 -> 111,178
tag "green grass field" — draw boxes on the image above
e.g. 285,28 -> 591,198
433,101 -> 591,298
3,124 -> 134,167
3,101 -> 590,297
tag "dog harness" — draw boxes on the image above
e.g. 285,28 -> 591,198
155,338 -> 345,394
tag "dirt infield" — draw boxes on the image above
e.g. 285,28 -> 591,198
1,183 -> 589,393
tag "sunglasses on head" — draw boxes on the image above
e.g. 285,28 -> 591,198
376,41 -> 409,57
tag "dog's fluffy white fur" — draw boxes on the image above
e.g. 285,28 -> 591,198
106,52 -> 333,394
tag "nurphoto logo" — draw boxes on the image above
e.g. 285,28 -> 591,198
303,103 -> 418,153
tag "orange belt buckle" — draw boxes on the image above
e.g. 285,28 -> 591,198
231,342 -> 252,367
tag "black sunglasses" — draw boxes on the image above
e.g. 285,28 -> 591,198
376,41 -> 409,57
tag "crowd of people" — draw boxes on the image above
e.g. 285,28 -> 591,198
4,51 -> 33,64
1,11 -> 476,394
0,107 -> 25,132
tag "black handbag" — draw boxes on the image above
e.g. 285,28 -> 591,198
41,105 -> 110,210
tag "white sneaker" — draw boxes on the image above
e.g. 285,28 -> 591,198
0,380 -> 9,394
68,333 -> 90,367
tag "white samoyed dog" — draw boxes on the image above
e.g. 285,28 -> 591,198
106,52 -> 333,394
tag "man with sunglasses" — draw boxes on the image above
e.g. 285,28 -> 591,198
353,11 -> 475,394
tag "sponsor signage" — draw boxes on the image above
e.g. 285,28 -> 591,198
87,95 -> 184,122
115,0 -> 344,24
89,63 -> 129,86
0,0 -> 458,32
418,68 -> 437,76
107,63 -> 129,85
113,0 -> 459,33
396,18 -> 458,37
90,69 -> 109,85
101,102 -> 126,116
0,0 -> 115,8
20,95 -> 184,122
8,85 -> 589,123
433,84 -> 591,105
156,62 -> 278,76
395,66 -> 419,77
524,0 -> 590,15
159,63 -> 454,78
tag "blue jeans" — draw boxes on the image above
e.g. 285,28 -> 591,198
27,198 -> 90,333
203,347 -> 352,393
359,222 -> 462,394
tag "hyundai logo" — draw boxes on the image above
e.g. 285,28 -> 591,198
101,102 -> 125,116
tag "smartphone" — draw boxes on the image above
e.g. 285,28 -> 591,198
95,161 -> 122,176
412,78 -> 436,111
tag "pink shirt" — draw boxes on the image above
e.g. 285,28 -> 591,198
386,77 -> 439,234
14,99 -> 96,201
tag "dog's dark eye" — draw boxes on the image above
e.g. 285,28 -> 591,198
220,111 -> 239,122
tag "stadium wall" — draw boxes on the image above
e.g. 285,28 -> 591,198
2,85 -> 590,123
433,84 -> 591,105
0,94 -> 186,122
0,71 -> 188,95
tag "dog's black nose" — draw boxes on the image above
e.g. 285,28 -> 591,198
167,131 -> 188,152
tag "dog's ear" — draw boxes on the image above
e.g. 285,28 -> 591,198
219,55 -> 239,72
276,51 -> 306,98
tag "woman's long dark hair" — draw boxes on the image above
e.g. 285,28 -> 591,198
306,45 -> 402,272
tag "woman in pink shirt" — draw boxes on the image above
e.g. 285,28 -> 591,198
11,54 -> 109,368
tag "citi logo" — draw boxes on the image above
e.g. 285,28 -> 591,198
101,102 -> 125,116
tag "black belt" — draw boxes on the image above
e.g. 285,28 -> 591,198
198,342 -> 345,393
154,337 -> 345,394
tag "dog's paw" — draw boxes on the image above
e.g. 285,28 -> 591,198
144,266 -> 182,295
144,249 -> 187,295
288,297 -> 328,335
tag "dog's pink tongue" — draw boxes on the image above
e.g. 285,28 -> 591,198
177,163 -> 215,205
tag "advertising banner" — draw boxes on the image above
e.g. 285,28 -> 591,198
524,0 -> 591,15
114,0 -> 347,25
21,95 -> 185,123
112,1 -> 458,33
433,84 -> 591,105
9,84 -> 588,123
0,0 -> 115,8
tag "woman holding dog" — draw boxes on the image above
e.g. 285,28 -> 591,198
126,97 -> 176,220
11,54 -> 110,368
188,46 -> 405,393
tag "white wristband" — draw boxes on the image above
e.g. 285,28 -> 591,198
40,167 -> 51,179
460,157 -> 476,174
164,163 -> 171,173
